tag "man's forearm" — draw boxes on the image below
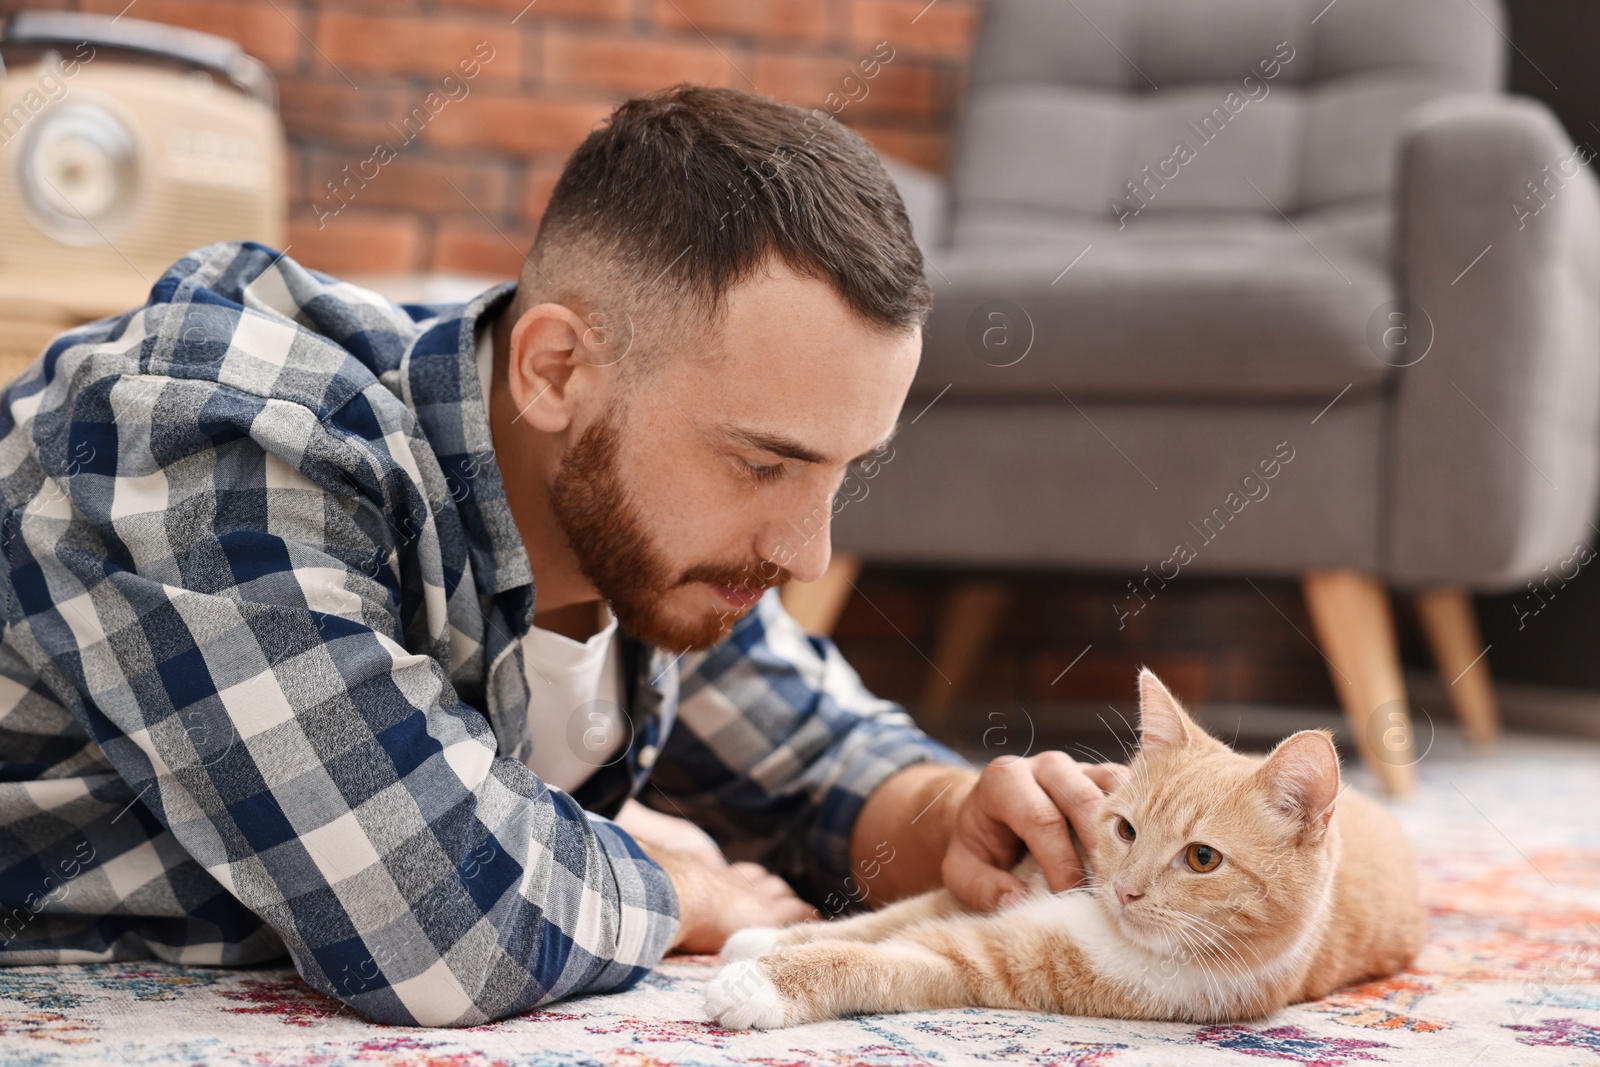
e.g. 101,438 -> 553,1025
848,762 -> 978,904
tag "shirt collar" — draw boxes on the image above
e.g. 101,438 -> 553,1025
393,278 -> 682,713
397,280 -> 533,600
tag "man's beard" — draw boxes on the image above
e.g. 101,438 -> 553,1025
549,405 -> 791,652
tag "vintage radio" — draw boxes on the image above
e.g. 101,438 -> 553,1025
0,10 -> 285,376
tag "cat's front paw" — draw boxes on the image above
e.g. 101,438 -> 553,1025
705,960 -> 789,1030
721,926 -> 782,962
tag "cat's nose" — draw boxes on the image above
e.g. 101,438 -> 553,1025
1115,882 -> 1143,906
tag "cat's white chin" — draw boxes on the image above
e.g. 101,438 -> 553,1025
1110,904 -> 1177,954
721,927 -> 782,962
706,960 -> 789,1030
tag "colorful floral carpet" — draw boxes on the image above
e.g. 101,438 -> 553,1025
0,732 -> 1594,1067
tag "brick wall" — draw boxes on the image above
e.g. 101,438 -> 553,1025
3,0 -> 981,276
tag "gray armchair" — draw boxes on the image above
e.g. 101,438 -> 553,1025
785,0 -> 1600,793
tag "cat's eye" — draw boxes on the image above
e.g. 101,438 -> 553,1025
1185,843 -> 1222,872
1116,817 -> 1136,842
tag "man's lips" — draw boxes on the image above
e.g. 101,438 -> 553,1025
710,583 -> 765,610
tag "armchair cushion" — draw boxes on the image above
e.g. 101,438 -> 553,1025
952,0 -> 1503,224
912,200 -> 1393,400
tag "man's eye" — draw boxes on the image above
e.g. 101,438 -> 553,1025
743,460 -> 786,483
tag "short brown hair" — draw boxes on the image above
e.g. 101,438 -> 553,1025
515,84 -> 931,366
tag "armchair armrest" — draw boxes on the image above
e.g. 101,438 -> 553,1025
1389,93 -> 1600,589
878,154 -> 949,255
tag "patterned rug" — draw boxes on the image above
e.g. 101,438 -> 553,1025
0,732 -> 1595,1067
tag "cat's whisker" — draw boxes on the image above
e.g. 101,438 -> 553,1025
1167,923 -> 1233,1017
1098,703 -> 1141,753
1180,920 -> 1275,1020
1069,742 -> 1118,767
1161,911 -> 1248,972
1186,911 -> 1271,962
1177,912 -> 1271,973
1168,914 -> 1279,1018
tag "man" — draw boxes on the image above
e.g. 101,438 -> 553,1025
0,86 -> 1118,1026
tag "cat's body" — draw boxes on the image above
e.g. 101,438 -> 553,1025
705,669 -> 1423,1029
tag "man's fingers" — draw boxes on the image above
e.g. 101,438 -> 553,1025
771,896 -> 819,927
983,760 -> 1082,894
1034,753 -> 1111,855
942,842 -> 1029,912
1083,761 -> 1130,794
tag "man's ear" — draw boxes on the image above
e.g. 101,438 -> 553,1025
505,302 -> 588,433
1136,667 -> 1197,753
1255,730 -> 1341,842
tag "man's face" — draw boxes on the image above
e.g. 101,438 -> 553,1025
550,259 -> 921,652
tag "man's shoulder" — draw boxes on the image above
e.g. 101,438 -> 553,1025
0,242 -> 492,511
9,241 -> 463,419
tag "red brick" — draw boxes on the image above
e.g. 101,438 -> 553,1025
426,94 -> 614,155
315,12 -> 522,83
436,0 -> 631,21
78,0 -> 305,70
752,50 -> 940,118
311,0 -> 422,11
288,210 -> 426,275
279,82 -> 413,146
432,220 -> 537,276
544,28 -> 748,93
652,0 -> 830,43
301,149 -> 513,220
284,144 -> 308,208
850,124 -> 948,171
848,0 -> 981,60
520,163 -> 567,224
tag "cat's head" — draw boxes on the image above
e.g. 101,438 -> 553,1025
1092,668 -> 1342,963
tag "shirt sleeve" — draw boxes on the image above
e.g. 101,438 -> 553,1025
651,589 -> 972,904
6,365 -> 678,1026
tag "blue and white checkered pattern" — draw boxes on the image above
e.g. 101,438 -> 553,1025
0,242 -> 967,1026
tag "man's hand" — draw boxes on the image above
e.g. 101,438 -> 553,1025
637,841 -> 816,955
942,753 -> 1127,911
614,799 -> 727,869
848,755 -> 1128,912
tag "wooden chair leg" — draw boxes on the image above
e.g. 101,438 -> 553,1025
918,580 -> 1011,737
1301,570 -> 1415,796
1414,587 -> 1500,747
780,553 -> 861,636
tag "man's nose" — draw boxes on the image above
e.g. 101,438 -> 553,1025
760,514 -> 832,585
1116,882 -> 1144,907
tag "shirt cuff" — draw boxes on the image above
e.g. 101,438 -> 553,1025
808,724 -> 972,904
584,816 -> 681,991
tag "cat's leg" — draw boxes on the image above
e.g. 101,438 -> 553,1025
722,887 -> 967,962
708,910 -> 1081,1029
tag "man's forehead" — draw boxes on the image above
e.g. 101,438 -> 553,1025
662,259 -> 920,466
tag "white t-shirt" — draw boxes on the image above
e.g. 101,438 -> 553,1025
475,324 -> 627,792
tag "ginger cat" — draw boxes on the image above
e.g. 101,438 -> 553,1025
705,668 -> 1423,1029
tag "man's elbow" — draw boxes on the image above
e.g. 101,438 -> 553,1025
330,951 -> 652,1028
334,961 -> 490,1028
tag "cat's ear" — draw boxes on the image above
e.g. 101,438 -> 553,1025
1256,730 -> 1341,842
1136,668 -> 1197,752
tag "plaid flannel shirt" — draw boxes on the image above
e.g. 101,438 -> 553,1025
0,241 -> 967,1026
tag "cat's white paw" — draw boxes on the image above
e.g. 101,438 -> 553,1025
705,960 -> 788,1030
721,926 -> 781,962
